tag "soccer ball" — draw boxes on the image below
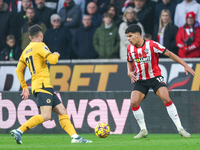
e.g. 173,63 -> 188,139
94,122 -> 110,138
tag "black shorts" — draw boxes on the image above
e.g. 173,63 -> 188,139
34,88 -> 61,108
132,76 -> 167,97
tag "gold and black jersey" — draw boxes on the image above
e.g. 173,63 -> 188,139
16,42 -> 59,94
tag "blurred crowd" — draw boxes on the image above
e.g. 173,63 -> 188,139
0,0 -> 200,61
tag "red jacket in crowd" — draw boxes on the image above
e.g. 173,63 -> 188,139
176,26 -> 200,58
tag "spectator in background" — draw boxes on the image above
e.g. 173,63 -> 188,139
176,0 -> 200,3
145,0 -> 157,12
121,0 -> 156,14
34,0 -> 54,29
86,2 -> 102,27
143,33 -> 152,40
59,0 -> 81,36
44,0 -> 58,11
57,0 -> 85,16
21,7 -> 46,50
16,0 -> 32,46
4,0 -> 11,5
118,7 -> 145,60
107,3 -> 122,27
153,9 -> 178,57
110,0 -> 122,16
0,35 -> 21,61
72,15 -> 98,59
133,0 -> 154,35
0,0 -> 14,52
176,11 -> 200,58
16,0 -> 32,29
154,0 -> 176,26
174,0 -> 200,28
8,0 -> 34,14
44,14 -> 72,59
93,12 -> 120,58
121,0 -> 134,13
85,0 -> 110,15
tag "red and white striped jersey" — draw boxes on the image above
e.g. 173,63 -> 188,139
127,40 -> 166,80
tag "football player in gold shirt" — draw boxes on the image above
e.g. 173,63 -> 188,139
10,24 -> 92,144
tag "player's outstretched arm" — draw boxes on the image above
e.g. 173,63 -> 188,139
16,60 -> 30,100
163,49 -> 196,76
127,61 -> 137,83
16,61 -> 29,89
46,52 -> 60,65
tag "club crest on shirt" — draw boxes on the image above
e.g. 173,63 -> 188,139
144,49 -> 148,54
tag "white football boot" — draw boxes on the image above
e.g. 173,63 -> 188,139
179,129 -> 191,138
9,129 -> 22,144
134,129 -> 148,138
71,136 -> 92,143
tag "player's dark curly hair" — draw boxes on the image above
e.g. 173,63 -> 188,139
125,24 -> 142,35
29,24 -> 43,38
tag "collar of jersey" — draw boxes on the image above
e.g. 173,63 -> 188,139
135,39 -> 146,48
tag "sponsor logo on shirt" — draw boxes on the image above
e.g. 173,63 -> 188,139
136,56 -> 150,63
44,46 -> 50,52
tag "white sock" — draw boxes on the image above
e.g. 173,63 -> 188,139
71,134 -> 79,138
166,103 -> 183,131
132,106 -> 147,130
17,128 -> 23,134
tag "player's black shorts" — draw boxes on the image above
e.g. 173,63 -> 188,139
132,76 -> 167,97
34,88 -> 61,108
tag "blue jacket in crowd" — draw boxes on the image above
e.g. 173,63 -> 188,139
43,25 -> 72,59
72,24 -> 98,59
91,13 -> 102,28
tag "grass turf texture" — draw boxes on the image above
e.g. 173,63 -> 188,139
0,134 -> 200,150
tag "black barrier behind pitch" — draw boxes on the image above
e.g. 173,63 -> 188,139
0,91 -> 200,134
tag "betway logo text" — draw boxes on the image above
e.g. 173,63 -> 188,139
0,93 -> 130,134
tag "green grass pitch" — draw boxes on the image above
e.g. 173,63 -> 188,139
0,133 -> 200,150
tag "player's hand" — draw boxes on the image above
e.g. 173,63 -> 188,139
128,71 -> 137,83
20,88 -> 30,100
184,65 -> 196,76
53,52 -> 60,58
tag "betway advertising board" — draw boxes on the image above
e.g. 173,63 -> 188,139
1,91 -> 200,134
0,59 -> 200,91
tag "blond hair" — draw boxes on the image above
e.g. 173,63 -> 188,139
158,9 -> 172,32
122,7 -> 137,22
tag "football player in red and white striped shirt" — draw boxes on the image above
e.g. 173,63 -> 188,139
125,24 -> 195,138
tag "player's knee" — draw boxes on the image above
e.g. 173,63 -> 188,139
42,114 -> 51,121
131,101 -> 140,108
161,96 -> 171,104
60,109 -> 67,115
57,109 -> 67,116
